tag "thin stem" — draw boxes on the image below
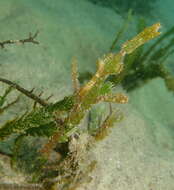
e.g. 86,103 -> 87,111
0,78 -> 48,107
0,31 -> 39,48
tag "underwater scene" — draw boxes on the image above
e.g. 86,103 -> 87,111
0,0 -> 174,189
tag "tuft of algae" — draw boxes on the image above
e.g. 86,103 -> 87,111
0,23 -> 161,190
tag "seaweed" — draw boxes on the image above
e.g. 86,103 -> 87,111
109,19 -> 174,92
0,23 -> 160,190
0,86 -> 20,115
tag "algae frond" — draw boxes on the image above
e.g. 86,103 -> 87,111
0,23 -> 161,190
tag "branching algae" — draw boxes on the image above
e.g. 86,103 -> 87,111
110,18 -> 174,92
0,23 -> 161,190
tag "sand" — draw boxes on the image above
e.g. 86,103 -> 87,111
81,79 -> 174,190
